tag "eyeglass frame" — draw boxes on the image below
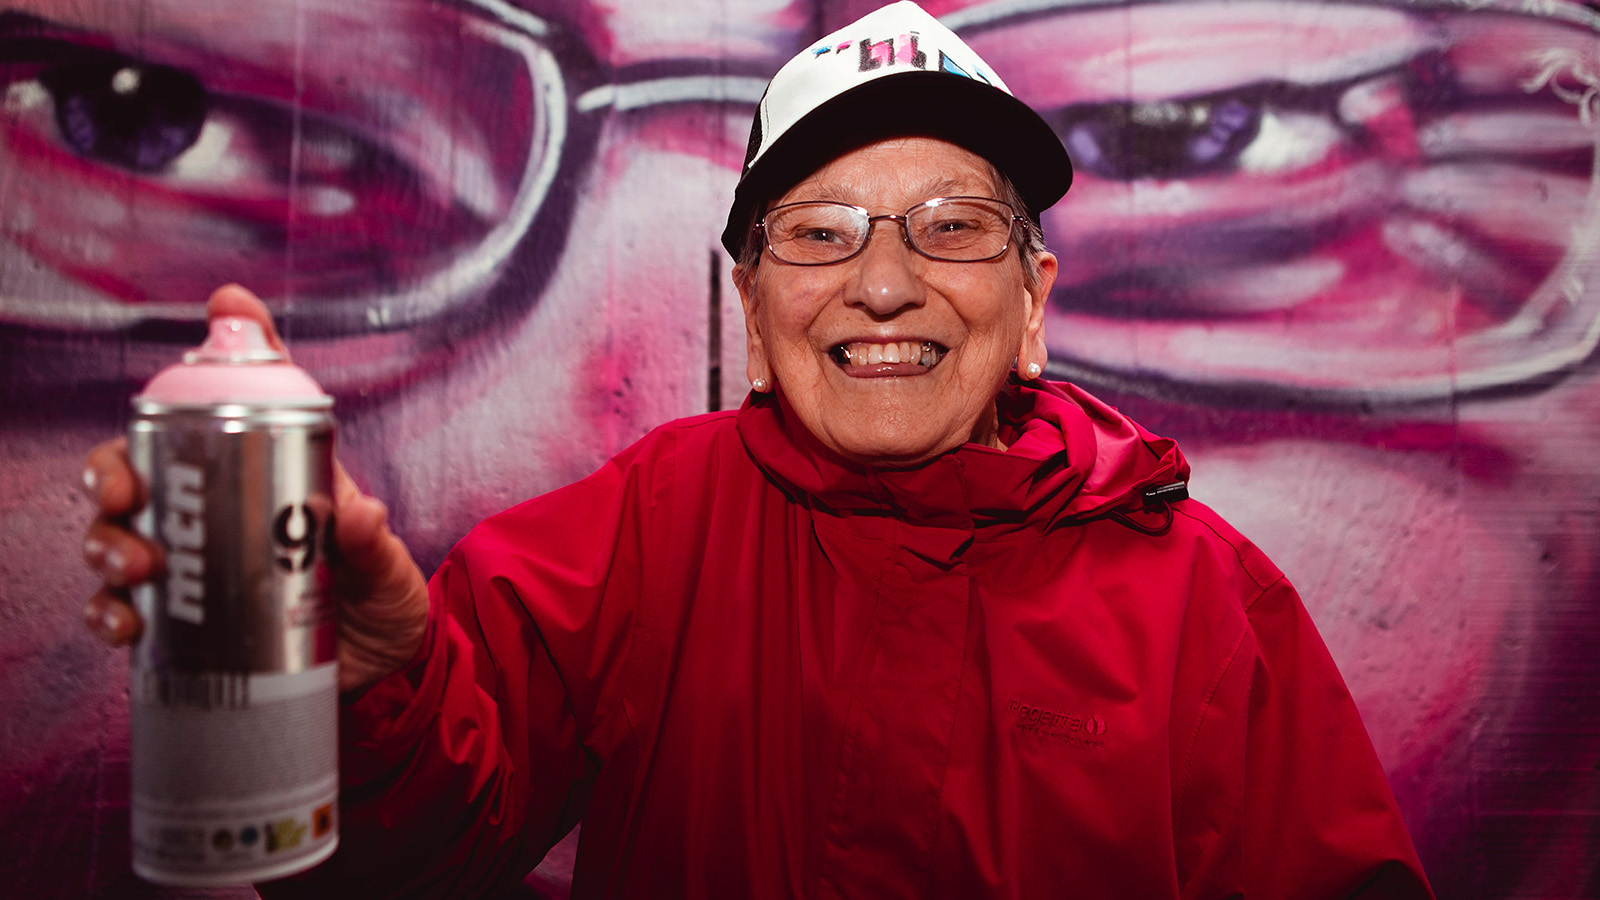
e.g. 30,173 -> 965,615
752,196 -> 1032,266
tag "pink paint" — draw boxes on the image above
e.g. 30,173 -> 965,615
864,37 -> 893,68
895,32 -> 918,64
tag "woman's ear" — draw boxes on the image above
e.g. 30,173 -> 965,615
1017,251 -> 1058,379
735,263 -> 773,391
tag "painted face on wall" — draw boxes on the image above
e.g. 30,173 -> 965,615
0,0 -> 779,396
935,0 -> 1600,406
1,1 -> 558,376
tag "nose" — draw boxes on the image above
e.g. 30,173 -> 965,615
846,217 -> 924,316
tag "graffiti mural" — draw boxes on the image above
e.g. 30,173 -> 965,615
1,0 -> 1596,897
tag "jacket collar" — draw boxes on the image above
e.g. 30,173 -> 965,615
735,378 -> 1188,536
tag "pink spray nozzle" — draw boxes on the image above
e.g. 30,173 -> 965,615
137,316 -> 331,408
183,317 -> 285,364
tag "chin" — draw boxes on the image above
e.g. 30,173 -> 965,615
826,429 -> 963,468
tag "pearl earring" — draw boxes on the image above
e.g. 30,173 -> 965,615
1024,362 -> 1042,379
752,378 -> 769,392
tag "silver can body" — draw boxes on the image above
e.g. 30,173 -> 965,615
127,400 -> 339,886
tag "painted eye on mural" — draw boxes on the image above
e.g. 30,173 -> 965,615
0,4 -> 567,341
1052,94 -> 1267,181
17,48 -> 487,256
952,0 -> 1600,403
37,60 -> 208,173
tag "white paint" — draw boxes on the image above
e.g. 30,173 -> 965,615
111,67 -> 142,96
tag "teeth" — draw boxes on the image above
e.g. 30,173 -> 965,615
836,341 -> 943,368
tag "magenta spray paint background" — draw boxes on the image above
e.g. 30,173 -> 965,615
1,0 -> 1597,897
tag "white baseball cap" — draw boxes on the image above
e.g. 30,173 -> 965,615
721,0 -> 1073,257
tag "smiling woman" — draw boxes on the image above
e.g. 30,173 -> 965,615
736,138 -> 1055,466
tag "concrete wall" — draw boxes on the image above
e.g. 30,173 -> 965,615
2,0 -> 1597,896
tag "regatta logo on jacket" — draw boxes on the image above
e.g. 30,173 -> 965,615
1007,697 -> 1108,749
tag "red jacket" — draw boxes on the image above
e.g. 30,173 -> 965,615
270,381 -> 1433,898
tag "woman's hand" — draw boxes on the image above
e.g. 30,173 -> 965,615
80,284 -> 429,695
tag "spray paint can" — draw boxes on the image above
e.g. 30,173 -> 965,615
127,316 -> 338,886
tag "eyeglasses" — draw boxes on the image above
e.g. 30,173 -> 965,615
755,197 -> 1026,265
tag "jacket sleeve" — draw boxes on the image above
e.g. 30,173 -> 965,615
258,432 -> 669,899
1174,571 -> 1436,900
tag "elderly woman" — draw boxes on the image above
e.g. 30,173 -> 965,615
80,2 -> 1433,897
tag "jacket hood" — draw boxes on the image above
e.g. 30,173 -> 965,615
735,379 -> 1189,536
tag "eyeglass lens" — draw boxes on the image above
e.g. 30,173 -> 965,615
764,198 -> 1014,264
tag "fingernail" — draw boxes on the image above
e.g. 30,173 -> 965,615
102,606 -> 125,639
81,466 -> 100,500
85,535 -> 124,570
84,536 -> 127,583
84,602 -> 117,641
103,546 -> 127,584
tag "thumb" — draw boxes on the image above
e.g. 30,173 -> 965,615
330,461 -> 430,691
331,461 -> 410,584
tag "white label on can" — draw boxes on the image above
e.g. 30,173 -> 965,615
132,662 -> 338,885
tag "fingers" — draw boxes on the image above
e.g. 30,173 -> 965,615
84,590 -> 143,646
82,437 -> 144,517
205,284 -> 289,359
83,518 -> 163,588
82,515 -> 159,647
82,438 -> 155,647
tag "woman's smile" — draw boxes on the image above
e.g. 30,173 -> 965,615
831,339 -> 948,375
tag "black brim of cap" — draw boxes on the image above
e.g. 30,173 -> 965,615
721,70 -> 1073,257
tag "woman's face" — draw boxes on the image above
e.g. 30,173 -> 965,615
735,137 -> 1057,468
